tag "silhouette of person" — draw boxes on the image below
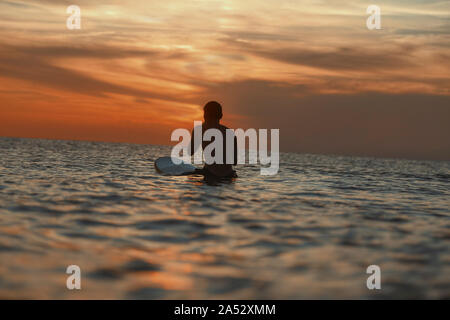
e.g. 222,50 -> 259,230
190,101 -> 238,178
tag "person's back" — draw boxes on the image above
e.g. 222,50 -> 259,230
190,101 -> 237,178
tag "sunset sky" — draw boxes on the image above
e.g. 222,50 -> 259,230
0,0 -> 449,160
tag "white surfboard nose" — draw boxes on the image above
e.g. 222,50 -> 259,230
154,157 -> 196,176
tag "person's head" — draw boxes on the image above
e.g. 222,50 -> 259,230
203,101 -> 223,122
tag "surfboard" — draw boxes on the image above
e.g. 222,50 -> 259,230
154,157 -> 196,176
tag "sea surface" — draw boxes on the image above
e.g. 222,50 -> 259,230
0,137 -> 449,299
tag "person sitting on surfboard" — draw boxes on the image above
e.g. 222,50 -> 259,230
190,101 -> 238,178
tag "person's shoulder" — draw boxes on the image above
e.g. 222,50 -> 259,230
219,124 -> 232,130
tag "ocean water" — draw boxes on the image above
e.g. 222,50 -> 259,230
0,137 -> 449,299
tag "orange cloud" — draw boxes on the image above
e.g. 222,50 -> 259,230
0,0 -> 449,159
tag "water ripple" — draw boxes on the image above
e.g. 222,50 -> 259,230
0,137 -> 449,299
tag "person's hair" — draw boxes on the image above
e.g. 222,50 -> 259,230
203,101 -> 223,120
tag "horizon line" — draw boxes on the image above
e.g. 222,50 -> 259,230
1,135 -> 448,163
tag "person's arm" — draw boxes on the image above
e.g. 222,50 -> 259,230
189,129 -> 195,156
233,134 -> 238,165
